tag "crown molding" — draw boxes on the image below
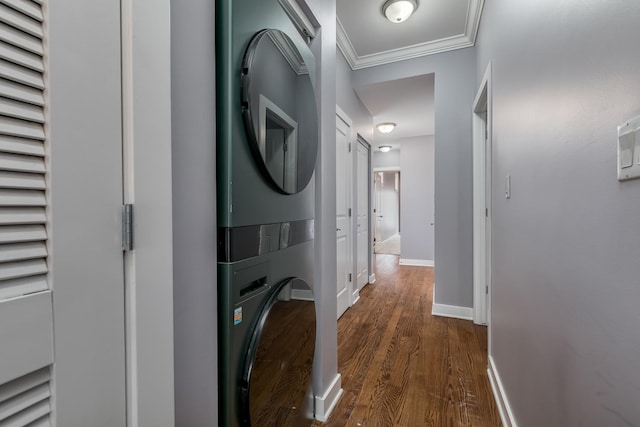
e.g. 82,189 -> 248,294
268,30 -> 308,75
337,0 -> 484,70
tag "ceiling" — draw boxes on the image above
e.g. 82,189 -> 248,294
337,0 -> 484,70
336,0 -> 483,151
354,74 -> 434,149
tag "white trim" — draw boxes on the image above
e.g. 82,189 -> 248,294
351,291 -> 360,305
488,356 -> 518,427
373,166 -> 400,172
291,288 -> 314,301
472,62 -> 492,327
314,373 -> 343,422
431,302 -> 473,320
336,0 -> 484,70
399,259 -> 434,267
368,273 -> 376,284
278,0 -> 316,39
122,0 -> 175,425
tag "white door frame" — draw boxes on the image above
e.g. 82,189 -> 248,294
121,1 -> 175,425
336,106 -> 354,316
472,62 -> 492,327
355,136 -> 371,293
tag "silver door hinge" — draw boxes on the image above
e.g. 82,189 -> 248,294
348,208 -> 352,217
122,204 -> 134,251
486,285 -> 489,294
485,208 -> 488,217
348,273 -> 352,282
348,143 -> 352,152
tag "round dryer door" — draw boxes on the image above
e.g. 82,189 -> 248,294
239,278 -> 316,427
241,29 -> 319,195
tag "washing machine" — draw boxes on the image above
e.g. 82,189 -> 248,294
216,1 -> 319,426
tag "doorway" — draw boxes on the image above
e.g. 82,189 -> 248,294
472,63 -> 492,327
373,169 -> 401,256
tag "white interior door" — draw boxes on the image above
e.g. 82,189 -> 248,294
336,112 -> 352,319
0,2 -> 55,423
48,2 -> 127,425
355,140 -> 369,291
374,172 -> 383,247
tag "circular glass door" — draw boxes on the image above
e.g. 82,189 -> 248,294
239,278 -> 316,426
241,29 -> 319,194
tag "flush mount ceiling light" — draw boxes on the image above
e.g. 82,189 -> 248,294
376,122 -> 396,134
382,0 -> 418,23
379,145 -> 392,152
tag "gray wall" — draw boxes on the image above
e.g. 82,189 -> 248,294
171,1 -> 218,425
353,48 -> 476,307
400,137 -> 434,262
476,1 -> 640,425
373,149 -> 400,168
308,0 -> 341,404
336,51 -> 374,143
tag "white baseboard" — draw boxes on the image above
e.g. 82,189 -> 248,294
291,288 -> 314,301
351,291 -> 360,305
314,373 -> 343,422
488,356 -> 517,427
368,273 -> 376,284
431,302 -> 473,320
399,259 -> 434,267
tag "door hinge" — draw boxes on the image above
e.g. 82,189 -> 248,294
348,143 -> 352,152
348,273 -> 352,282
122,204 -> 134,251
486,285 -> 489,294
348,208 -> 352,217
485,208 -> 488,217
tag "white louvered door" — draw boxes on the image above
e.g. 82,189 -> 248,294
1,1 -> 128,425
0,0 -> 53,425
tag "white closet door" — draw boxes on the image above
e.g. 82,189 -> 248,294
48,1 -> 126,425
355,140 -> 369,291
0,0 -> 53,424
336,112 -> 352,319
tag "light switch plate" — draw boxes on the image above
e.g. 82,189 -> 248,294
617,115 -> 640,181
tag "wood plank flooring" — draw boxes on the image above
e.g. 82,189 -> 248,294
314,255 -> 501,427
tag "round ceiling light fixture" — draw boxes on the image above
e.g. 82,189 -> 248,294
376,122 -> 396,134
379,145 -> 392,152
382,0 -> 418,23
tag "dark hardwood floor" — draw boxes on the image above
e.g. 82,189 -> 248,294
314,254 -> 501,427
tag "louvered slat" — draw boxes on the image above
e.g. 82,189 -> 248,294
0,259 -> 47,281
0,135 -> 44,156
0,79 -> 43,106
0,98 -> 44,123
0,189 -> 45,206
0,207 -> 45,225
0,116 -> 43,140
0,275 -> 46,300
0,22 -> 42,55
0,4 -> 42,38
0,225 -> 46,244
0,59 -> 43,89
0,171 -> 44,190
0,242 -> 46,263
0,152 -> 44,173
0,0 -> 43,23
0,368 -> 50,425
0,42 -> 42,73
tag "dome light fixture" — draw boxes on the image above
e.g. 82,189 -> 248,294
376,122 -> 396,134
379,145 -> 392,153
382,0 -> 418,24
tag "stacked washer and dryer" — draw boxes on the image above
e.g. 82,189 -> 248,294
216,1 -> 319,426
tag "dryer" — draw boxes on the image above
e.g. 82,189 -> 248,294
216,1 -> 319,426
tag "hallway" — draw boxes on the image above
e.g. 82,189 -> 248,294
316,255 -> 501,426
